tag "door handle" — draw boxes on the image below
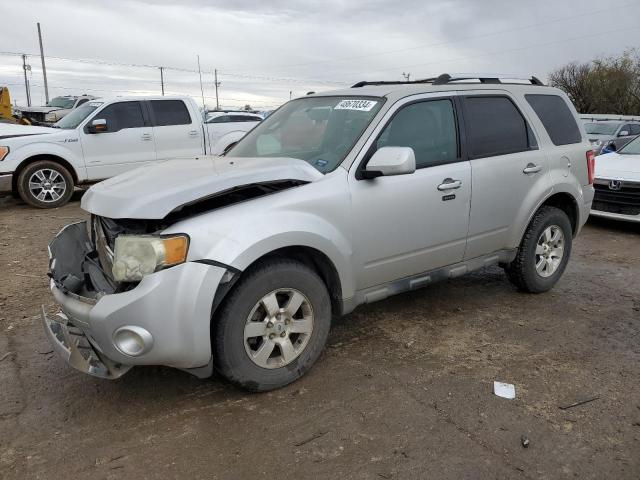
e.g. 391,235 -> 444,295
437,178 -> 462,191
523,163 -> 542,174
188,130 -> 199,137
141,133 -> 152,141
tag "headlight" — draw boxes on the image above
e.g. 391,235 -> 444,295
112,234 -> 189,282
45,112 -> 58,122
0,146 -> 8,161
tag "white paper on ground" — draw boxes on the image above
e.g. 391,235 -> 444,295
493,381 -> 516,399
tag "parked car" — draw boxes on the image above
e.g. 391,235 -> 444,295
584,120 -> 640,155
590,136 -> 640,223
0,96 -> 259,208
42,74 -> 594,391
18,95 -> 96,125
205,110 -> 263,124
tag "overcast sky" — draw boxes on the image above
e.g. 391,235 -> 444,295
1,0 -> 639,110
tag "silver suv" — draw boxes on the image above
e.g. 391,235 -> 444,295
43,74 -> 595,391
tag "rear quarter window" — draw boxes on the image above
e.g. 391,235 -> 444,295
525,94 -> 582,146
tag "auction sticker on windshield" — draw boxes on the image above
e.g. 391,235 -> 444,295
335,99 -> 378,111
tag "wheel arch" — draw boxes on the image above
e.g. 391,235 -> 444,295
210,245 -> 345,322
538,191 -> 579,236
12,154 -> 79,193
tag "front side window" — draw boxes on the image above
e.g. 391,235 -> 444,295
95,101 -> 145,132
525,94 -> 582,146
227,96 -> 384,173
375,99 -> 458,169
464,96 -> 530,158
150,100 -> 191,126
629,124 -> 640,135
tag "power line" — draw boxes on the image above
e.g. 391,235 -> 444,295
331,23 -> 640,80
247,1 -> 640,72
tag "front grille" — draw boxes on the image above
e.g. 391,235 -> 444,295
593,179 -> 640,216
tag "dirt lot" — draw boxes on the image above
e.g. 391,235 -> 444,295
0,194 -> 639,480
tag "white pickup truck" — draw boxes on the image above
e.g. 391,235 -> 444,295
0,96 -> 261,208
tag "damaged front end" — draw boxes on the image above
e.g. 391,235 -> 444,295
44,221 -> 131,379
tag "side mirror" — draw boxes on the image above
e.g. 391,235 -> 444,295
362,147 -> 416,179
618,130 -> 630,137
89,118 -> 107,133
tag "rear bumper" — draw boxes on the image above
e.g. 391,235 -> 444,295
0,173 -> 13,193
44,221 -> 229,379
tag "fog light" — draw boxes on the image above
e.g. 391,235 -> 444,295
113,326 -> 153,356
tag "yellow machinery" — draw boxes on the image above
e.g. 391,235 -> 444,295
0,87 -> 30,124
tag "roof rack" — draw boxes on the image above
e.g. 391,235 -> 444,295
351,73 -> 545,88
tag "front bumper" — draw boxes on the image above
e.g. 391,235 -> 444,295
0,173 -> 13,193
44,221 -> 229,379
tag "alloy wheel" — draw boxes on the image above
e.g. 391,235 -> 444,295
243,288 -> 314,369
28,168 -> 67,203
535,225 -> 564,277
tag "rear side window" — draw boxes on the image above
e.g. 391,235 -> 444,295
97,101 -> 145,132
630,124 -> 640,135
230,115 -> 260,122
525,94 -> 582,146
463,96 -> 530,158
207,115 -> 230,123
150,100 -> 191,126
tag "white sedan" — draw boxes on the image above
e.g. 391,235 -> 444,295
590,136 -> 640,223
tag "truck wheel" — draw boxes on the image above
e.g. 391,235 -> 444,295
213,259 -> 331,392
506,206 -> 572,293
17,160 -> 74,208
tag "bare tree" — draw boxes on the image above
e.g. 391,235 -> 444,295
549,50 -> 640,115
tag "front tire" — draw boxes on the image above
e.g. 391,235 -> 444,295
17,160 -> 74,208
506,206 -> 572,293
213,259 -> 332,392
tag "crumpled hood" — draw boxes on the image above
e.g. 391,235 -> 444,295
594,152 -> 640,182
0,123 -> 58,139
82,156 -> 323,219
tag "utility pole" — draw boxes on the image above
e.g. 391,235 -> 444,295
289,91 -> 292,100
196,55 -> 205,109
22,54 -> 31,106
402,72 -> 411,82
214,69 -> 220,110
159,66 -> 165,96
37,23 -> 49,103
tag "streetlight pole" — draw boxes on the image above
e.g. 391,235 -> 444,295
214,69 -> 220,110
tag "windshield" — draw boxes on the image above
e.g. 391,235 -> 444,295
54,101 -> 103,129
618,136 -> 640,155
584,122 -> 620,135
47,97 -> 76,109
227,96 -> 384,173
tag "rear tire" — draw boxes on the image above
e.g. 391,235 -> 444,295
17,160 -> 74,208
213,259 -> 331,392
506,206 -> 572,293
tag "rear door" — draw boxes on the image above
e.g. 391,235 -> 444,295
461,93 -> 551,259
149,99 -> 203,160
81,100 -> 156,179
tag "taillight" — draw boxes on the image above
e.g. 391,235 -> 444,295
586,150 -> 595,185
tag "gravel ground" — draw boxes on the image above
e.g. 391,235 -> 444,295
1,194 -> 639,480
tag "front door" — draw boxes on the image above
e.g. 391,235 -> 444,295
349,95 -> 471,289
81,100 -> 156,179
